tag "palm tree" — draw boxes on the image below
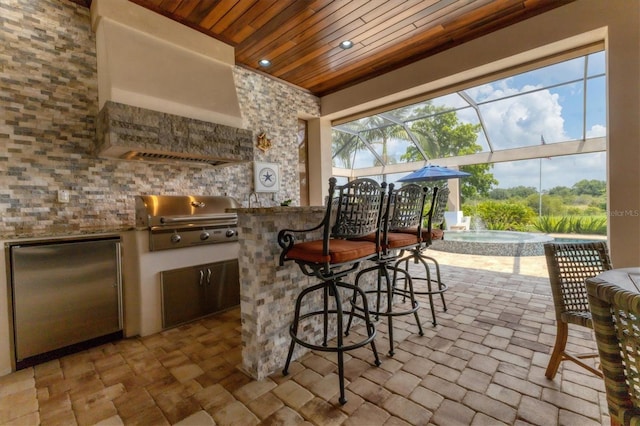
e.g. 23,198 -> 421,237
331,130 -> 357,169
357,115 -> 409,167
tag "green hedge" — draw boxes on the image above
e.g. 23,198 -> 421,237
462,201 -> 536,231
461,201 -> 608,234
533,216 -> 607,235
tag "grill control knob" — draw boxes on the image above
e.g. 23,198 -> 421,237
225,229 -> 236,238
170,233 -> 181,244
200,231 -> 210,241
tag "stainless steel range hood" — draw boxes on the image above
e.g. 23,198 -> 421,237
91,0 -> 253,166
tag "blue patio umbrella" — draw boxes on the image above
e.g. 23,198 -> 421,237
397,164 -> 471,182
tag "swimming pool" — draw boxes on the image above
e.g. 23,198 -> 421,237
430,230 -> 554,256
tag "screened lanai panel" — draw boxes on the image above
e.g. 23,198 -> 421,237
466,56 -> 586,104
586,76 -> 606,138
491,151 -> 606,192
587,51 -> 605,77
385,93 -> 466,122
431,93 -> 469,110
332,130 -> 357,169
449,107 -> 491,152
545,82 -> 584,142
333,115 -> 397,133
331,48 -> 606,181
404,105 -> 489,157
477,80 -> 584,150
385,172 -> 412,186
585,51 -> 606,139
384,103 -> 428,122
333,151 -> 352,169
351,139 -> 379,168
360,124 -> 415,166
334,176 -> 349,186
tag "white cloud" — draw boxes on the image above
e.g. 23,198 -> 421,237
470,82 -> 605,189
478,87 -> 568,149
586,124 -> 606,138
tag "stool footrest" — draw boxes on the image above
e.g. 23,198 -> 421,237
395,251 -> 448,326
350,294 -> 420,317
347,261 -> 424,356
396,278 -> 448,296
289,309 -> 377,352
283,278 -> 380,406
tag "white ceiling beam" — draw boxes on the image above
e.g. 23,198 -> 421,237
334,137 -> 605,178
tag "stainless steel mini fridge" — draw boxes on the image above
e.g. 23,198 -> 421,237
8,236 -> 123,369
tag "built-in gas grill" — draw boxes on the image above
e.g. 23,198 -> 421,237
135,195 -> 240,251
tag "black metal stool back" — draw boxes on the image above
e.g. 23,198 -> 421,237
332,178 -> 384,238
277,177 -> 385,405
394,185 -> 449,325
387,183 -> 430,236
279,177 -> 385,278
426,185 -> 449,244
346,182 -> 430,356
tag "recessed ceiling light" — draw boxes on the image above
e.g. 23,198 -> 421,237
339,40 -> 353,49
259,59 -> 271,67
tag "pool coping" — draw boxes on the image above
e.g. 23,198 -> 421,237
430,231 -> 606,257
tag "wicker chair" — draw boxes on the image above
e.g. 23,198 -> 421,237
277,177 -> 384,405
544,241 -> 612,379
587,280 -> 640,426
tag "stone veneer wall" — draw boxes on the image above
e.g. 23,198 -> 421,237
233,67 -> 320,205
237,208 -> 323,379
0,0 -> 320,239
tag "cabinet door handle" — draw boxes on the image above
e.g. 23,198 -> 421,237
206,268 -> 212,285
199,269 -> 205,286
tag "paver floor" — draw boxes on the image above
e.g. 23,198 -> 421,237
0,250 -> 609,425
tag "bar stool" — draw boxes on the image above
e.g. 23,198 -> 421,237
346,183 -> 428,356
394,185 -> 449,326
277,177 -> 384,405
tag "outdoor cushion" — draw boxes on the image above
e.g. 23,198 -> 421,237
355,231 -> 418,249
385,232 -> 419,249
395,227 -> 444,241
285,239 -> 377,264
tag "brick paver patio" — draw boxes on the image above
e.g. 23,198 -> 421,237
0,251 -> 609,425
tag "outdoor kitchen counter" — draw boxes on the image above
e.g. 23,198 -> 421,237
229,206 -> 328,379
232,206 -> 326,214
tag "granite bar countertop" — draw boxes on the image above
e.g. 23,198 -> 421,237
229,206 -> 326,215
1,227 -> 135,241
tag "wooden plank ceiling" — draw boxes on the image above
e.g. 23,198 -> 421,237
79,0 -> 574,97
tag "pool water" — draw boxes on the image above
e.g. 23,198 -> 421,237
444,230 -> 552,243
430,230 -> 554,256
552,237 -> 601,243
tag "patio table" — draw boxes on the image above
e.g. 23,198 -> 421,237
586,267 -> 640,293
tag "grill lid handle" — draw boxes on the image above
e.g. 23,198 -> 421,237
159,214 -> 237,224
